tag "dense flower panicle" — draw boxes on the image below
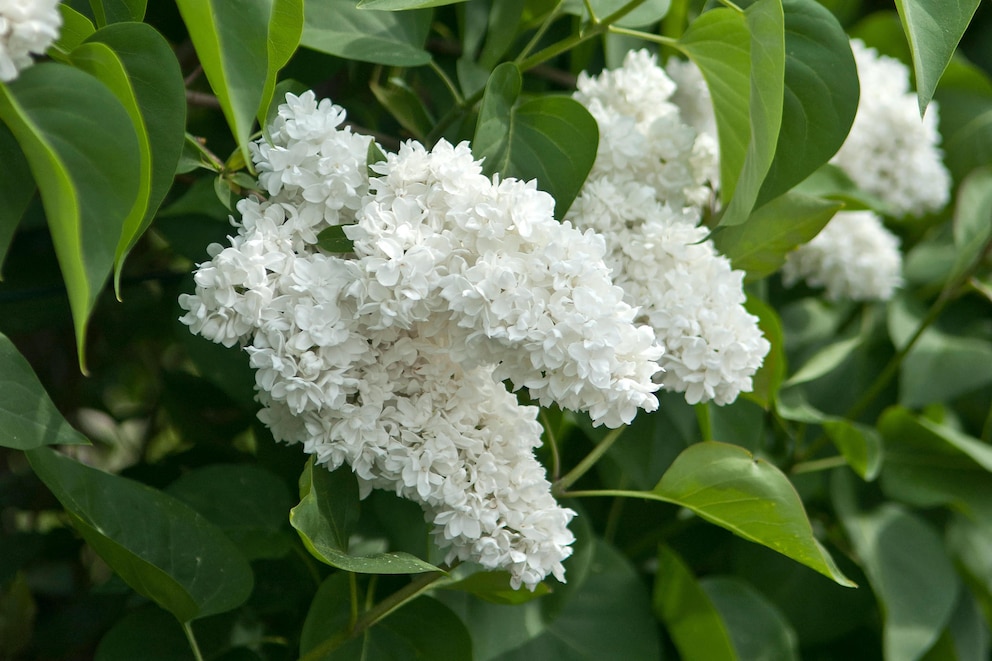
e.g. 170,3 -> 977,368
571,51 -> 769,405
831,40 -> 951,217
782,210 -> 903,301
0,0 -> 61,81
570,181 -> 769,405
665,57 -> 721,190
575,49 -> 716,210
181,91 -> 665,589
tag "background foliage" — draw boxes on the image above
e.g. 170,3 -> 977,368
1,0 -> 991,659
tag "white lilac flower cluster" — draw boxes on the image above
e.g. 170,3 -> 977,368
180,91 -> 665,589
782,210 -> 902,301
0,0 -> 61,82
831,39 -> 951,218
570,50 -> 769,405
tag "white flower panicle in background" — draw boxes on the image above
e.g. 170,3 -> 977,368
181,91 -> 666,589
571,50 -> 769,406
665,57 -> 721,190
574,49 -> 716,210
0,0 -> 61,82
782,210 -> 902,301
831,39 -> 951,217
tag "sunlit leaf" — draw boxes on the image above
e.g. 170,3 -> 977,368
290,458 -> 440,574
893,0 -> 981,115
88,0 -> 146,25
0,63 -> 141,370
26,447 -> 254,622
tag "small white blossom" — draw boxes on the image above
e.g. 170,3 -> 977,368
572,52 -> 768,405
180,91 -> 667,589
0,0 -> 61,81
782,210 -> 902,301
831,40 -> 951,217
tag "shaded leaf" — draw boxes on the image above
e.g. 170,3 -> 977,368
783,335 -> 862,388
167,464 -> 294,560
562,0 -> 671,28
0,124 -> 34,276
702,577 -> 800,660
26,447 -> 254,622
290,458 -> 440,574
757,0 -> 859,204
0,63 -> 141,369
894,0 -> 981,115
713,191 -> 841,281
742,297 -> 786,409
0,332 -> 89,450
949,165 -> 992,283
359,0 -> 468,8
473,62 -> 598,214
85,23 -> 187,284
301,0 -> 432,67
370,76 -> 434,141
175,0 -> 303,165
316,225 -> 355,254
834,473 -> 959,661
678,0 -> 785,227
654,545 -> 736,661
95,605 -> 193,661
823,419 -> 883,481
935,56 -> 992,184
88,0 -> 147,25
441,569 -> 550,605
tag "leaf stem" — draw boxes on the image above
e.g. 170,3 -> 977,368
348,572 -> 360,629
790,455 -> 848,474
606,25 -> 681,48
695,403 -> 712,442
428,60 -> 464,106
718,0 -> 745,12
298,571 -> 447,661
181,621 -> 205,661
518,0 -> 569,63
540,408 -> 563,482
553,425 -> 627,495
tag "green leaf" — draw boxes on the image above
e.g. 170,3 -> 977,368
0,63 -> 141,370
52,5 -> 95,56
935,56 -> 992,184
713,191 -> 842,281
834,475 -> 960,661
175,0 -> 303,166
702,577 -> 800,661
0,332 -> 88,451
949,165 -> 992,283
678,0 -> 785,227
888,295 -> 992,407
489,540 -> 661,661
301,0 -> 432,67
742,297 -> 786,409
823,419 -> 883,481
68,42 -> 151,296
441,569 -> 550,605
96,606 -> 194,661
370,76 -> 435,142
645,442 -> 855,586
757,0 -> 859,204
88,0 -> 147,25
301,574 -> 472,661
783,335 -> 862,388
894,0 -> 981,115
793,162 -> 896,215
880,414 -> 992,530
359,0 -> 468,8
0,124 -> 34,277
83,23 -> 187,288
473,62 -> 598,214
290,458 -> 440,574
316,225 -> 356,254
654,545 -> 737,661
167,464 -> 294,560
26,447 -> 254,622
562,0 -> 671,28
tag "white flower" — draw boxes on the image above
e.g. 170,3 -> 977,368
782,210 -> 902,301
180,92 -> 669,589
0,0 -> 61,82
665,56 -> 721,190
571,52 -> 768,405
830,40 -> 951,217
575,49 -> 717,210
